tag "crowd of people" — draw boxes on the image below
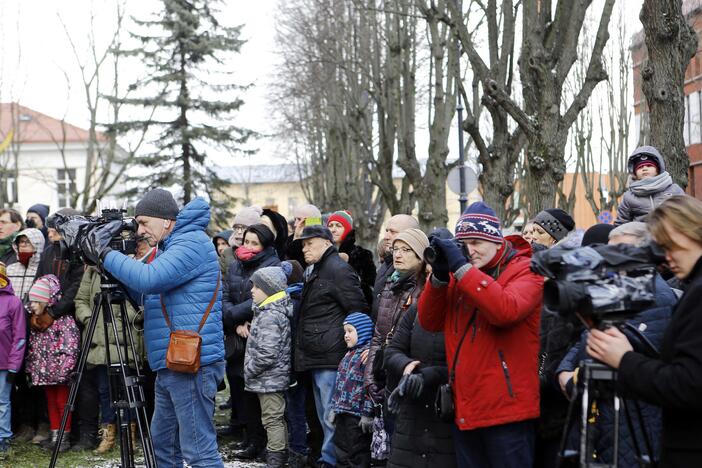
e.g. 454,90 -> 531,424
0,145 -> 700,468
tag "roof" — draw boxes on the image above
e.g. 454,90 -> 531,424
630,0 -> 702,49
0,102 -> 106,145
218,162 -> 410,184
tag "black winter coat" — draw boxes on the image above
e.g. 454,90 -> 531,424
384,306 -> 455,468
295,246 -> 368,371
338,230 -> 376,306
618,257 -> 702,466
36,243 -> 84,319
372,255 -> 394,321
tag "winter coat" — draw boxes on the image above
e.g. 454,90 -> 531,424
418,235 -> 543,431
617,256 -> 702,462
0,235 -> 17,267
26,314 -> 80,385
36,242 -> 84,319
332,344 -> 374,417
615,147 -> 685,225
0,281 -> 26,372
372,255 -> 394,321
364,273 -> 423,400
102,197 -> 225,372
244,293 -> 293,393
295,246 -> 369,371
286,234 -> 307,269
338,230 -> 377,306
384,306 -> 455,468
6,228 -> 45,301
74,267 -> 143,368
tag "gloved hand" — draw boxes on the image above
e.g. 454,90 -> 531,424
398,373 -> 424,400
6,371 -> 16,385
358,415 -> 374,434
326,410 -> 337,426
386,385 -> 402,415
428,238 -> 450,282
79,220 -> 123,266
433,238 -> 468,273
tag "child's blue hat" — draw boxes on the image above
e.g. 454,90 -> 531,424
343,312 -> 373,347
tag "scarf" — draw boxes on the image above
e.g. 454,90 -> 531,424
481,239 -> 516,278
235,245 -> 261,262
629,171 -> 674,197
18,251 -> 33,267
390,269 -> 414,283
0,235 -> 14,258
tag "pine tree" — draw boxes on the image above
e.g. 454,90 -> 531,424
109,0 -> 253,226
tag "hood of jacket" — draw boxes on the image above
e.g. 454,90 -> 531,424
627,146 -> 665,174
11,228 -> 45,259
164,197 -> 209,247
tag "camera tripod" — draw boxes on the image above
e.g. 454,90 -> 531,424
558,359 -> 656,468
49,272 -> 156,468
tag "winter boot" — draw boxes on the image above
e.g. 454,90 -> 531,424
266,450 -> 288,468
288,450 -> 309,468
13,424 -> 34,443
31,422 -> 50,444
40,430 -> 58,449
71,429 -> 98,451
94,424 -> 116,454
56,431 -> 71,452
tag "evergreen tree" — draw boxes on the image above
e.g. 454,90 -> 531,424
109,0 -> 253,226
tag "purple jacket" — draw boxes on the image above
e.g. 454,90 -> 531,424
0,282 -> 26,372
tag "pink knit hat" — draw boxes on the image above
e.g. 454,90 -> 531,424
28,274 -> 62,305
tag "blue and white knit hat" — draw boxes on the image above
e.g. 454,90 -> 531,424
455,202 -> 503,244
343,312 -> 373,347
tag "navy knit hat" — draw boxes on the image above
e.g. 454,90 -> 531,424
135,189 -> 179,220
455,202 -> 503,243
343,312 -> 373,348
27,204 -> 50,224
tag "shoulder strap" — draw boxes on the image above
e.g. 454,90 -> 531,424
449,309 -> 477,385
161,272 -> 221,333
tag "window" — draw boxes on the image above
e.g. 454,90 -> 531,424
57,168 -> 76,208
691,91 -> 702,144
684,95 -> 690,146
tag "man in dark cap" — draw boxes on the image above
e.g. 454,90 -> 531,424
295,225 -> 368,467
80,188 -> 226,468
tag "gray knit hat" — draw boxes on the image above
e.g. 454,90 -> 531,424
233,206 -> 263,227
134,189 -> 179,220
393,228 -> 430,260
251,266 -> 288,297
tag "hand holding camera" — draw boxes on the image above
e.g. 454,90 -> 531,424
424,238 -> 469,281
79,220 -> 124,266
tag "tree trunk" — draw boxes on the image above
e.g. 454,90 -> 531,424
640,0 -> 697,189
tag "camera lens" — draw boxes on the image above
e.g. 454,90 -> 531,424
424,246 -> 438,265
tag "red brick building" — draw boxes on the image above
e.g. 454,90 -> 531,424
631,0 -> 702,198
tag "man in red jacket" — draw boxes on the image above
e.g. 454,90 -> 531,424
418,202 -> 543,468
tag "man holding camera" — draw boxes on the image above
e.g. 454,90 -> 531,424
80,189 -> 225,468
418,202 -> 543,468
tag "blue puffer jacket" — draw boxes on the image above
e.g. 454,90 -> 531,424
556,274 -> 676,467
103,197 -> 224,371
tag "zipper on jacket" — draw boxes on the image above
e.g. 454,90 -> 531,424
498,350 -> 514,398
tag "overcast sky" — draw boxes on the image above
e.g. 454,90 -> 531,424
0,0 -> 645,169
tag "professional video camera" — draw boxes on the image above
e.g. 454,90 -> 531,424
530,243 -> 665,328
53,208 -> 138,265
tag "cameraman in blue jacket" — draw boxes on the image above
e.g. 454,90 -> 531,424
81,189 -> 225,468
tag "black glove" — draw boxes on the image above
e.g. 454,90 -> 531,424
6,371 -> 16,385
428,238 -> 450,282
79,220 -> 122,266
386,383 -> 403,414
399,373 -> 424,400
433,238 -> 468,273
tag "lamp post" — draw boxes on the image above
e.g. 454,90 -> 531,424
454,0 -> 467,213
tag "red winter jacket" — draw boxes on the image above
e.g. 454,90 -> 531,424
418,235 -> 543,431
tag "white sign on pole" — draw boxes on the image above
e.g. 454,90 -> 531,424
447,166 -> 478,195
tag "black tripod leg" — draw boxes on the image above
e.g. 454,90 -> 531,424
49,294 -> 104,468
557,382 -> 580,467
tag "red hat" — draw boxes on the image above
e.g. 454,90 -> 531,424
327,210 -> 353,242
634,160 -> 658,172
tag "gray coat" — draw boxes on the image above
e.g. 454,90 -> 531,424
615,146 -> 685,225
244,294 -> 293,393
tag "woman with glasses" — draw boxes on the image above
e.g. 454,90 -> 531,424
363,228 -> 429,440
5,228 -> 44,301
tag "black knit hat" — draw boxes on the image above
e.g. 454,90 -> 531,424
533,209 -> 575,242
244,224 -> 275,250
582,223 -> 616,246
134,189 -> 179,220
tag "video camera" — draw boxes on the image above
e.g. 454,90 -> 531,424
53,208 -> 138,265
530,243 -> 665,328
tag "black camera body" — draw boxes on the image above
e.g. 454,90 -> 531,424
531,243 -> 664,328
424,239 -> 468,265
55,209 -> 138,265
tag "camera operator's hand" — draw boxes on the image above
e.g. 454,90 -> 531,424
428,238 -> 450,282
434,238 -> 468,273
80,220 -> 123,265
586,327 -> 633,369
558,371 -> 574,396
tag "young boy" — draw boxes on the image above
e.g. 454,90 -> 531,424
328,312 -> 374,468
244,266 -> 292,468
0,262 -> 25,458
615,145 -> 685,225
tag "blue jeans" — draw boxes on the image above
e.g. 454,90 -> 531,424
310,369 -> 337,465
452,419 -> 536,468
285,378 -> 308,454
0,371 -> 12,442
151,361 -> 225,468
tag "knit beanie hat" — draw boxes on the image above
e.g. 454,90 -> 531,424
533,209 -> 575,242
27,204 -> 50,224
281,260 -> 304,284
343,312 -> 373,347
134,189 -> 179,220
582,223 -> 616,247
393,228 -> 430,260
251,266 -> 288,297
244,224 -> 275,250
327,210 -> 353,241
455,202 -> 503,243
233,206 -> 263,227
28,274 -> 62,306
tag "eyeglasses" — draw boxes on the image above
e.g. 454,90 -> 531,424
232,225 -> 247,232
391,247 -> 414,256
17,239 -> 32,246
